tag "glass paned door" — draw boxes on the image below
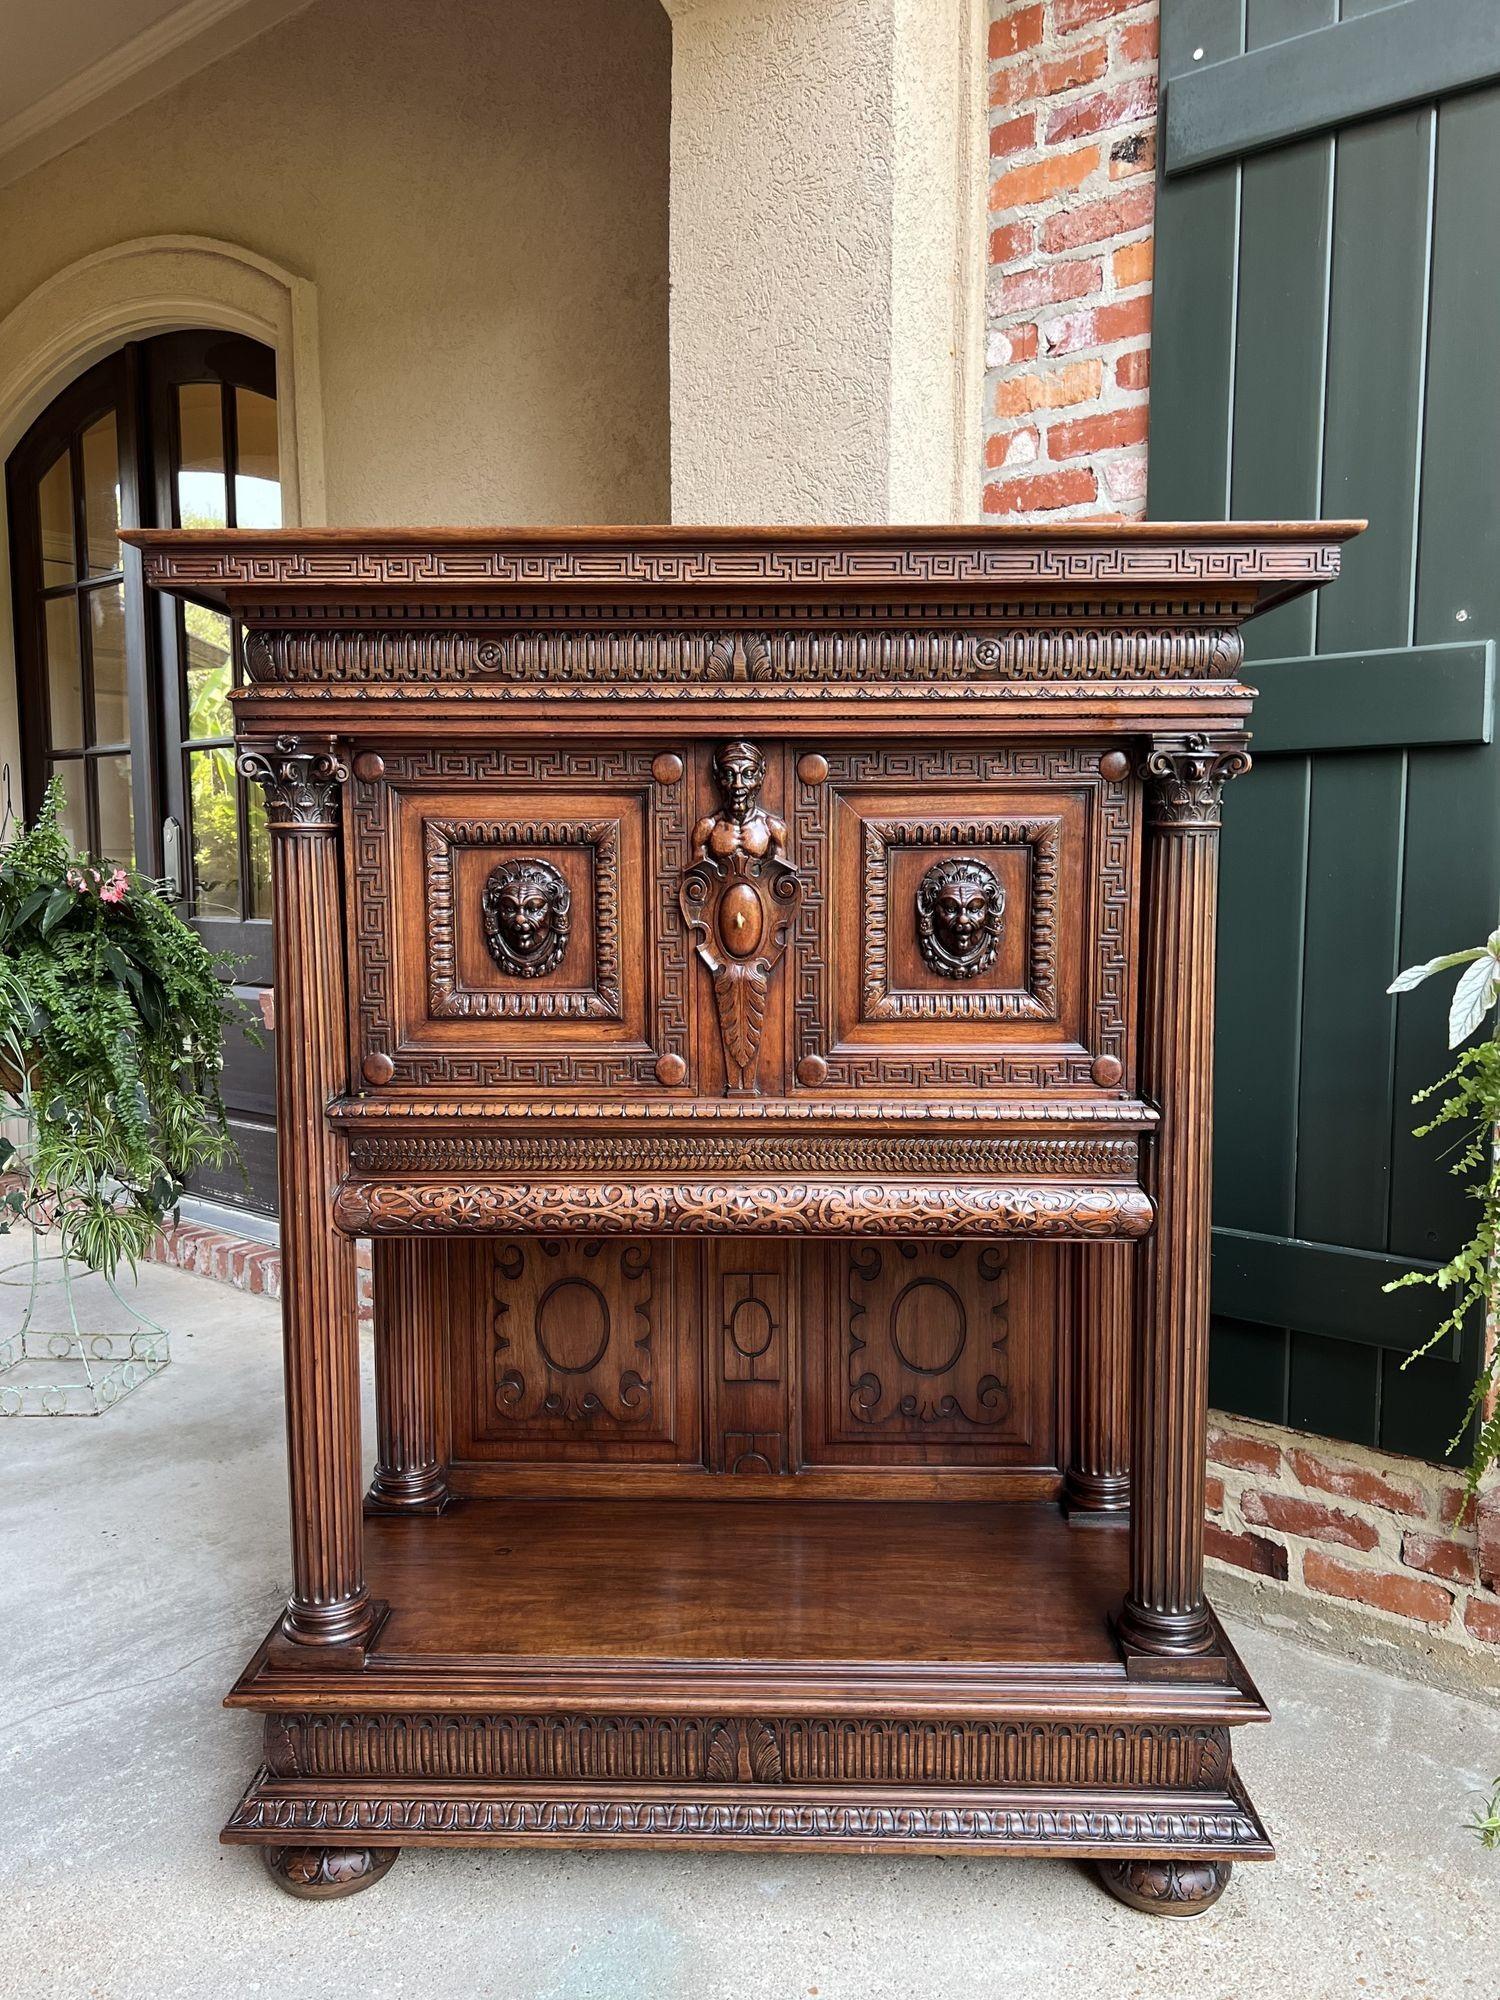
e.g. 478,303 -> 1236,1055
5,353 -> 146,865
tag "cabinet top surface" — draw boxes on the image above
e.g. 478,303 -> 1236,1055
126,520 -> 1362,613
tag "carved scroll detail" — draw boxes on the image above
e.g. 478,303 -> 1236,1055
238,735 -> 348,829
680,742 -> 801,1095
1141,733 -> 1252,830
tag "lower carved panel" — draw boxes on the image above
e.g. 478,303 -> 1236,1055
265,1713 -> 1232,1790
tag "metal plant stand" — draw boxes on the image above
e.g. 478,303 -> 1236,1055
0,1229 -> 169,1416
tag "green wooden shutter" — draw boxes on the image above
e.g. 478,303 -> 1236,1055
1151,0 -> 1500,1460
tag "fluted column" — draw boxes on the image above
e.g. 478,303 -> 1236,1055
368,1240 -> 450,1512
240,734 -> 373,1652
1118,734 -> 1249,1658
1064,1243 -> 1131,1516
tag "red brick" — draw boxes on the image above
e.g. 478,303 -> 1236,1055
994,358 -> 1103,416
1478,1492 -> 1500,1590
1041,183 -> 1154,254
984,426 -> 1039,469
1045,77 -> 1156,145
1109,129 -> 1156,179
1289,1448 -> 1424,1518
1055,0 -> 1141,32
1112,237 -> 1153,289
989,3 -> 1044,59
1048,405 -> 1149,459
1207,1425 -> 1283,1477
1115,346 -> 1151,390
983,467 -> 1098,515
1401,1531 -> 1478,1585
1205,1473 -> 1226,1514
990,110 -> 1036,159
1040,40 -> 1109,97
1464,1595 -> 1500,1645
995,258 -> 1102,314
990,60 -> 1038,109
1242,1489 -> 1379,1553
1439,1487 -> 1476,1528
1042,293 -> 1154,354
988,220 -> 1033,267
992,322 -> 1039,366
256,986 -> 276,1033
990,145 -> 1100,213
1118,18 -> 1159,65
1303,1550 -> 1454,1626
1206,1523 -> 1288,1580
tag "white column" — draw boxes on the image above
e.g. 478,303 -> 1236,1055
661,0 -> 986,524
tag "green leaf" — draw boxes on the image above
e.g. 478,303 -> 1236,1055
40,887 -> 74,934
1449,954 -> 1500,1048
1388,947 -> 1486,995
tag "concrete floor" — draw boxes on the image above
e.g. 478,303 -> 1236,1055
1,1249 -> 1497,2000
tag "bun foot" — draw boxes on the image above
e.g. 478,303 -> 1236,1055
1096,1857 -> 1231,1917
262,1845 -> 400,1899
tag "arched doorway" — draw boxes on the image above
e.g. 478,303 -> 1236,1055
5,330 -> 281,1210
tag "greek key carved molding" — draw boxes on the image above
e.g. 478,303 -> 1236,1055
341,1132 -> 1141,1179
331,1094 -> 1154,1125
333,1179 -> 1154,1239
424,818 -> 619,1019
237,735 -> 348,830
864,816 -> 1060,1022
263,1712 -> 1231,1790
1142,733 -> 1253,830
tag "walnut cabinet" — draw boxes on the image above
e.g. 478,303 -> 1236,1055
132,522 -> 1357,1913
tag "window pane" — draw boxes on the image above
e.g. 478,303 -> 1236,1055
46,759 -> 86,851
190,746 -> 240,916
89,584 -> 129,745
95,754 -> 134,867
247,781 -> 271,919
176,383 -> 226,529
234,387 -> 281,528
43,598 -> 84,749
81,413 -> 120,575
37,449 -> 76,587
183,604 -> 234,738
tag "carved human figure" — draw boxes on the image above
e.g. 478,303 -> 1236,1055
916,857 -> 1005,980
692,740 -> 787,861
482,856 -> 571,977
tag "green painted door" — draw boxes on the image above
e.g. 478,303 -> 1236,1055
1151,0 -> 1500,1459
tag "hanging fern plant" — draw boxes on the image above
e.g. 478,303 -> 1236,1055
0,777 -> 255,1276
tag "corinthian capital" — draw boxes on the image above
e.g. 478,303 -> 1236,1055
1141,733 -> 1251,830
238,736 -> 350,831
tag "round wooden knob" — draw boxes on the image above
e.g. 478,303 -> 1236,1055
352,751 -> 385,782
654,1053 -> 688,1086
796,1054 -> 829,1088
797,753 -> 829,786
1098,750 -> 1130,782
1091,1054 -> 1123,1088
652,752 -> 685,785
362,1051 -> 395,1086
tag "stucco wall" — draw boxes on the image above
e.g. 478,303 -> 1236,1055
0,0 -> 671,527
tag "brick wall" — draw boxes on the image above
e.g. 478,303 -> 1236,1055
1205,1411 -> 1500,1678
984,0 -> 1158,518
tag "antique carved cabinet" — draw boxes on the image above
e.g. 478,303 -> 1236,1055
133,523 -> 1355,1913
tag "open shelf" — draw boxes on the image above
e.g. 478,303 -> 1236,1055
231,1498 -> 1267,1724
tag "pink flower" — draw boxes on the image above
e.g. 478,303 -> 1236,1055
65,868 -> 84,890
100,869 -> 129,905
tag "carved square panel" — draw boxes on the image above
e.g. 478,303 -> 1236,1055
348,747 -> 693,1089
792,745 -> 1138,1093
